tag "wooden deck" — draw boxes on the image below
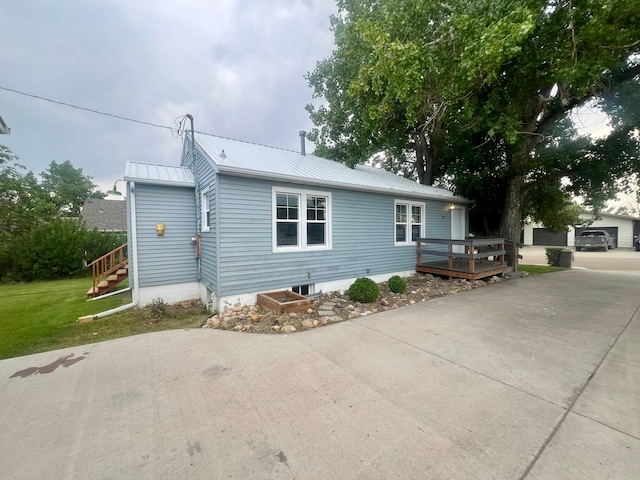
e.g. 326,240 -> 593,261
416,237 -> 516,281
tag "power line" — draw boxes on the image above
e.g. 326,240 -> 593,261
0,84 -> 303,153
0,85 -> 177,133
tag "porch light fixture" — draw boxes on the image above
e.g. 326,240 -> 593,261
156,223 -> 165,236
449,203 -> 456,210
107,180 -> 124,197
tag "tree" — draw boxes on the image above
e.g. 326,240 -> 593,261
307,0 -> 640,241
40,160 -> 104,216
0,145 -> 57,243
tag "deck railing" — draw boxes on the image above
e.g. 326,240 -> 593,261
417,237 -> 505,273
87,243 -> 128,294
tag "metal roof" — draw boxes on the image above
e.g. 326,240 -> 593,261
193,133 -> 468,203
125,162 -> 195,187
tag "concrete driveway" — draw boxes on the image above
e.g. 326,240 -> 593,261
1,270 -> 639,479
521,245 -> 640,271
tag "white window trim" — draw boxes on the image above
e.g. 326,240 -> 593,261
394,199 -> 425,246
201,188 -> 210,233
272,187 -> 332,253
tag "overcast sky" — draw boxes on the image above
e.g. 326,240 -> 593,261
1,0 -> 336,192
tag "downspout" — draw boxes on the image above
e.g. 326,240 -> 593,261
79,181 -> 140,320
187,114 -> 202,282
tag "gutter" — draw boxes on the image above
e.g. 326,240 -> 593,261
78,181 -> 140,322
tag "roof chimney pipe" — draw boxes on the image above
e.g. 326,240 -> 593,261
299,131 -> 306,156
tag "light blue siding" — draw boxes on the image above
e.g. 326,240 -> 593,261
134,184 -> 197,287
216,175 -> 457,296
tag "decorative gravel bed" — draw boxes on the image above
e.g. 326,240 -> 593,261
202,273 -> 507,334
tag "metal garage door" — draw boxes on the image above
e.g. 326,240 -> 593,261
575,227 -> 619,247
533,228 -> 568,246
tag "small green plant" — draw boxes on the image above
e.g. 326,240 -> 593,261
348,277 -> 380,303
148,297 -> 168,320
545,247 -> 563,266
387,275 -> 407,294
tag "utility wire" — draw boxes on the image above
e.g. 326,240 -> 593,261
0,85 -> 177,133
0,84 -> 302,153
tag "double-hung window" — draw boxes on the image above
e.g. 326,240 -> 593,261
395,200 -> 424,245
201,189 -> 211,232
273,188 -> 331,252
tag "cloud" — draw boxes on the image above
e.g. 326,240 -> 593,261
0,0 -> 335,190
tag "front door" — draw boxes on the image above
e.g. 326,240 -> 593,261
451,208 -> 465,253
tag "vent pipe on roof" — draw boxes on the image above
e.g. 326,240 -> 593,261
299,131 -> 306,156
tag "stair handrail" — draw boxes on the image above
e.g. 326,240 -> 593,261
88,243 -> 128,295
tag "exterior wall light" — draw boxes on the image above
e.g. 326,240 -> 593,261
156,223 -> 165,236
449,203 -> 456,210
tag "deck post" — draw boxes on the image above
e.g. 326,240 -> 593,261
448,243 -> 453,270
417,240 -> 422,267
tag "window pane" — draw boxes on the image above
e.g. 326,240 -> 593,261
288,207 -> 298,220
396,204 -> 407,223
307,223 -> 325,245
396,224 -> 406,242
317,210 -> 325,221
412,206 -> 422,224
307,209 -> 316,221
276,194 -> 287,206
277,222 -> 298,246
277,207 -> 287,219
412,225 -> 421,242
288,195 -> 298,207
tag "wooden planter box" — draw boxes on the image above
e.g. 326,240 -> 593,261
257,290 -> 311,314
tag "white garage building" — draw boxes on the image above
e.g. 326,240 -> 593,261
523,211 -> 640,248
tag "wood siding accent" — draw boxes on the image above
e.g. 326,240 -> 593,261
216,175 -> 458,296
134,184 -> 197,287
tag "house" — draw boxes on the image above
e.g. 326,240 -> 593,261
523,211 -> 640,248
81,198 -> 127,232
124,133 -> 470,310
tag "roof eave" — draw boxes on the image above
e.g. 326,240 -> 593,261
124,177 -> 195,188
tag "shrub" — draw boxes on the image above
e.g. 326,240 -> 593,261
148,298 -> 168,320
545,247 -> 563,267
348,277 -> 380,303
388,275 -> 407,294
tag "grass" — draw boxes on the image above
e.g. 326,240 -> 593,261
0,278 -> 208,360
519,264 -> 568,275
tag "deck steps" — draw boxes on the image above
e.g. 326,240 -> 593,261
86,265 -> 128,297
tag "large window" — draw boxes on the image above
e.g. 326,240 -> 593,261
395,200 -> 424,245
273,188 -> 331,251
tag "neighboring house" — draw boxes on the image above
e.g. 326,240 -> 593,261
124,133 -> 471,310
0,115 -> 10,135
523,211 -> 640,248
81,198 -> 127,232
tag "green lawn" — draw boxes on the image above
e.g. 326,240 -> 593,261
0,278 -> 207,360
519,264 -> 568,275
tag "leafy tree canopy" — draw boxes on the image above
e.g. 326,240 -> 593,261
307,0 -> 640,240
40,160 -> 104,216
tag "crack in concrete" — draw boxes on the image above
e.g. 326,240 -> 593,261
518,302 -> 640,479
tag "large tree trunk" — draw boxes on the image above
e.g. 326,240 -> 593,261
414,130 -> 434,185
499,174 -> 525,242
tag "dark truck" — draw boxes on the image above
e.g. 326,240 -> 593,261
574,230 -> 616,251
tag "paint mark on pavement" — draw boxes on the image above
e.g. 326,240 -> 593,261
9,353 -> 87,378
